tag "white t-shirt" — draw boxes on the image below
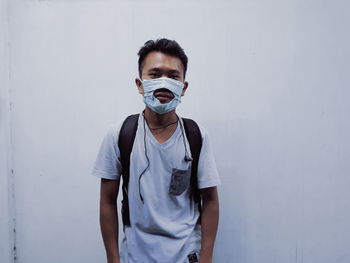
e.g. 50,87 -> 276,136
92,113 -> 221,263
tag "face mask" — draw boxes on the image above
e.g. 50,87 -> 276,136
142,77 -> 185,114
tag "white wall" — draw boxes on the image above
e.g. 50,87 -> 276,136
1,0 -> 14,262
1,0 -> 350,262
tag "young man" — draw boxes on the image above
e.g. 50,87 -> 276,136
92,39 -> 220,263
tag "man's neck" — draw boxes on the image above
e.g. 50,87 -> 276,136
143,107 -> 178,128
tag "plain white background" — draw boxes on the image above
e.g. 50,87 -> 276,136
1,0 -> 350,262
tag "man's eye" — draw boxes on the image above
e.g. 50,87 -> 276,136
170,75 -> 179,79
149,73 -> 158,78
149,73 -> 156,76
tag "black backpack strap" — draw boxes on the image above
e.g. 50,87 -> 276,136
118,114 -> 139,227
182,118 -> 203,223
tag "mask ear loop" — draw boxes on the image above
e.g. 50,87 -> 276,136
138,111 -> 150,203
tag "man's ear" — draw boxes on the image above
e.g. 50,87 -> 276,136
181,81 -> 189,96
135,78 -> 144,95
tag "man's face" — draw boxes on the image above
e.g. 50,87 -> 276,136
136,51 -> 188,104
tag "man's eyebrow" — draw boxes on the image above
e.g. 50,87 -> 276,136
167,69 -> 180,74
147,68 -> 181,75
147,68 -> 160,72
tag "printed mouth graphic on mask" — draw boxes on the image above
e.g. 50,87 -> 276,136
142,77 -> 185,114
153,88 -> 175,101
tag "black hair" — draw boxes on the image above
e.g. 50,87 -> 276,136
137,38 -> 188,78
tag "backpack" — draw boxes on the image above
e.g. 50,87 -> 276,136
118,114 -> 203,227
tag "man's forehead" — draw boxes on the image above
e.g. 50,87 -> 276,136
143,51 -> 184,72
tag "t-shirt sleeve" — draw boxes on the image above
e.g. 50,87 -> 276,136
91,122 -> 123,180
197,126 -> 221,189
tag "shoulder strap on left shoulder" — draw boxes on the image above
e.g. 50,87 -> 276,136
182,118 -> 203,222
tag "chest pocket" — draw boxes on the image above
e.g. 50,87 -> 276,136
169,167 -> 191,195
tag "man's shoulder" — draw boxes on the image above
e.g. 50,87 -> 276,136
102,117 -> 130,144
106,113 -> 141,134
180,116 -> 209,140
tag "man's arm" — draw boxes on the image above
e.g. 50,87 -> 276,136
100,178 -> 121,263
199,186 -> 219,263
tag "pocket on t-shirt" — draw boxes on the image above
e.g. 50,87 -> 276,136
169,168 -> 191,195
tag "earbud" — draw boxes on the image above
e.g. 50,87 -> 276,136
184,156 -> 193,162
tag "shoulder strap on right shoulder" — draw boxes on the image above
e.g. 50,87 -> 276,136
118,113 -> 139,227
182,118 -> 203,223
